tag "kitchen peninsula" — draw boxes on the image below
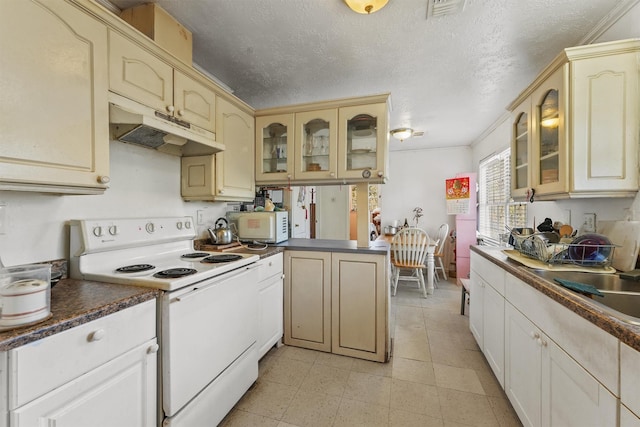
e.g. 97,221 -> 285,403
279,239 -> 391,362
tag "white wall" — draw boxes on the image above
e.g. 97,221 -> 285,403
380,146 -> 473,239
0,141 -> 230,266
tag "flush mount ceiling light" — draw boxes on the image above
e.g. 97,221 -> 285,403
390,128 -> 413,141
344,0 -> 389,14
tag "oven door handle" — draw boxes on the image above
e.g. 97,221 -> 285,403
171,264 -> 258,303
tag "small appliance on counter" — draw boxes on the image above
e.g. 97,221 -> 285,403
0,264 -> 51,330
227,211 -> 289,243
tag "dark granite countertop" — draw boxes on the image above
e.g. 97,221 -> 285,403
195,239 -> 284,259
0,279 -> 160,352
471,245 -> 640,351
276,238 -> 390,255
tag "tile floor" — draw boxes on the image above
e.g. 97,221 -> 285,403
220,278 -> 522,427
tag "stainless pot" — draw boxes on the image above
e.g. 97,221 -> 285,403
384,225 -> 397,235
208,217 -> 233,245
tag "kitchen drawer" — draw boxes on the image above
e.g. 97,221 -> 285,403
8,299 -> 156,410
471,253 -> 505,295
257,253 -> 283,283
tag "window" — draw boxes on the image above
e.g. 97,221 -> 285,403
478,148 -> 527,244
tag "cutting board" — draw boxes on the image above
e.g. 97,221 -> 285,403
599,220 -> 640,272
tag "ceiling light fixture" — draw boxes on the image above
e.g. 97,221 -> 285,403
390,128 -> 413,141
344,0 -> 389,14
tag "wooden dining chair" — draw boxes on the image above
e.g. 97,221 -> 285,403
433,223 -> 450,282
391,227 -> 430,298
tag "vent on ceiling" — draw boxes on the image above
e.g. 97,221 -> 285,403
412,131 -> 425,137
427,0 -> 466,18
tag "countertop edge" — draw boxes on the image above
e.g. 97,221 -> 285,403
471,245 -> 640,351
276,238 -> 390,255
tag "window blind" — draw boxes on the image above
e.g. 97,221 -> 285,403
478,148 -> 527,244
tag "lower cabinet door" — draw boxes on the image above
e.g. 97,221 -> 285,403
11,339 -> 157,427
621,404 -> 640,427
483,283 -> 505,387
468,271 -> 484,347
541,337 -> 616,427
258,274 -> 284,359
505,303 -> 542,427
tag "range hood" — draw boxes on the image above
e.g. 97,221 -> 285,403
108,92 -> 225,156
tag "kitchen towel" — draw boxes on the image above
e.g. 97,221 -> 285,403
554,278 -> 604,297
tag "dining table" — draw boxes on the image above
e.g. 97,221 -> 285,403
376,232 -> 438,295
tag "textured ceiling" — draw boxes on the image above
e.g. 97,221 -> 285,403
108,0 -> 626,151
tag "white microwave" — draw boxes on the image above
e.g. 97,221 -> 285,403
226,211 -> 289,243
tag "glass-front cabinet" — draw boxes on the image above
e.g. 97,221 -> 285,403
255,94 -> 390,186
510,67 -> 566,200
338,103 -> 388,181
255,114 -> 295,182
294,109 -> 338,180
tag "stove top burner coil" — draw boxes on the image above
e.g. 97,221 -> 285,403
116,264 -> 155,273
181,252 -> 211,259
153,268 -> 198,278
201,254 -> 244,264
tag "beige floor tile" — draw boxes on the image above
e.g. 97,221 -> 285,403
438,387 -> 499,426
277,423 -> 302,427
281,390 -> 341,427
351,358 -> 393,377
333,397 -> 390,427
279,346 -> 320,363
394,338 -> 431,361
299,363 -> 349,397
314,352 -> 354,370
236,380 -> 298,420
262,357 -> 313,387
392,356 -> 436,385
343,371 -> 392,406
389,378 -> 441,417
394,323 -> 428,342
389,409 -> 444,427
488,395 -> 523,426
220,409 -> 280,427
475,363 -> 505,397
433,363 -> 485,395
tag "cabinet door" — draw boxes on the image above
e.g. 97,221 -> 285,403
541,337 -> 616,427
11,340 -> 157,427
214,97 -> 255,200
258,274 -> 284,359
511,98 -> 532,199
174,70 -> 216,132
505,303 -> 542,427
0,0 -> 109,194
180,155 -> 215,199
108,30 -> 173,113
284,251 -> 332,352
338,104 -> 388,181
531,66 -> 567,196
294,109 -> 338,180
621,342 -> 640,419
622,404 -> 640,427
255,114 -> 295,183
571,51 -> 639,194
331,253 -> 387,362
468,271 -> 484,348
483,283 -> 505,387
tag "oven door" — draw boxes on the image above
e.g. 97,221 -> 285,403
161,264 -> 259,417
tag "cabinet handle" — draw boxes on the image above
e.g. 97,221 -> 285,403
330,172 -> 336,178
268,261 -> 272,267
538,338 -> 547,347
377,171 -> 384,178
530,331 -> 540,340
147,343 -> 160,354
281,273 -> 285,279
166,105 -> 175,113
88,329 -> 105,342
218,189 -> 224,194
177,110 -> 184,116
97,176 -> 110,184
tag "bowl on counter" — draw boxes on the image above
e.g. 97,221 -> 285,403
568,233 -> 613,266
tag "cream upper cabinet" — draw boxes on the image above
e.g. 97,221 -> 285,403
255,94 -> 390,186
180,97 -> 254,201
294,109 -> 339,181
338,103 -> 388,181
255,114 -> 295,182
0,0 -> 110,194
509,39 -> 639,200
109,30 -> 216,133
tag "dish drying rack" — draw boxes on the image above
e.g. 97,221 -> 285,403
510,233 -> 616,267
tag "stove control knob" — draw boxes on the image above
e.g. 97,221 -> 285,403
145,222 -> 155,233
176,222 -> 183,230
92,226 -> 103,237
185,220 -> 192,229
108,225 -> 118,236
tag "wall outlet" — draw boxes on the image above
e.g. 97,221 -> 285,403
196,210 -> 204,225
583,213 -> 596,233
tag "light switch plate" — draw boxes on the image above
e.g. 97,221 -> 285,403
583,213 -> 596,233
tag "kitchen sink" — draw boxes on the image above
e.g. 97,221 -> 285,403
530,269 -> 640,325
